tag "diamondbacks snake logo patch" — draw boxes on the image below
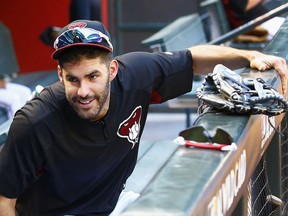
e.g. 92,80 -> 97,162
117,106 -> 142,149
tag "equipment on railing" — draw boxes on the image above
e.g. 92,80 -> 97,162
209,3 -> 288,45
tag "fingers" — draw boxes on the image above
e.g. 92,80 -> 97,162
281,75 -> 287,96
278,66 -> 288,96
250,55 -> 288,95
270,57 -> 288,95
250,56 -> 271,71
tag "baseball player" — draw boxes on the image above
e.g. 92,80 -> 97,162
0,20 -> 287,215
0,76 -> 32,120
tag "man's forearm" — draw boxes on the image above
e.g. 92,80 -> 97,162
0,196 -> 16,216
189,44 -> 288,95
189,45 -> 261,75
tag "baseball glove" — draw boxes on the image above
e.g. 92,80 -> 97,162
196,64 -> 288,116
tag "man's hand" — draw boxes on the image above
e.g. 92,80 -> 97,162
250,54 -> 288,95
0,195 -> 16,216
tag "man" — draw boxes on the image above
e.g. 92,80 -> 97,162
0,20 -> 287,216
222,0 -> 285,41
222,0 -> 267,28
0,75 -> 32,120
70,0 -> 101,22
40,0 -> 101,47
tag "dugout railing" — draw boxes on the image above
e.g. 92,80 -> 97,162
120,14 -> 288,216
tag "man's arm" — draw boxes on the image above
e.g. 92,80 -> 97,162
0,195 -> 16,216
189,45 -> 288,94
245,0 -> 264,12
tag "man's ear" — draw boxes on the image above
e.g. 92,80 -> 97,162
109,60 -> 119,81
57,65 -> 63,82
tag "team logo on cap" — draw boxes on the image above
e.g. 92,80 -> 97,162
117,106 -> 142,149
68,22 -> 87,30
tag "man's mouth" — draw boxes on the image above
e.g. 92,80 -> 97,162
77,98 -> 94,109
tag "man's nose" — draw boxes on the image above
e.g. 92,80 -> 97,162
77,82 -> 90,97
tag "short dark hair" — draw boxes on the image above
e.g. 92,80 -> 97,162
58,46 -> 113,68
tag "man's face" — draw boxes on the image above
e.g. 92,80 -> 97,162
58,57 -> 118,121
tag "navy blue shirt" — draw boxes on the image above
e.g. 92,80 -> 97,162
0,50 -> 193,215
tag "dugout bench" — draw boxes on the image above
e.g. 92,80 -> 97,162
120,15 -> 288,216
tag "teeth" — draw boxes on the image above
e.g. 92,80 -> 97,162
79,100 -> 91,104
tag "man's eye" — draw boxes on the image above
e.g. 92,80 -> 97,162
67,77 -> 78,82
89,74 -> 98,80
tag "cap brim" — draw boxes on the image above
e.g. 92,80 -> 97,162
51,43 -> 112,60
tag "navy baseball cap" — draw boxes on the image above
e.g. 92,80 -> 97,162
52,20 -> 113,60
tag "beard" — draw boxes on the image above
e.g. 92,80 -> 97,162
68,80 -> 110,121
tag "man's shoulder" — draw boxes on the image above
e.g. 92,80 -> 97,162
14,81 -> 66,125
115,50 -> 190,68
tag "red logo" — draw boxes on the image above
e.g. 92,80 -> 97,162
117,106 -> 142,149
68,22 -> 87,30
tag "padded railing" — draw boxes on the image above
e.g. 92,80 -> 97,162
121,15 -> 288,216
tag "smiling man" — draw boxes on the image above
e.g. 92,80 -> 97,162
58,56 -> 115,121
0,20 -> 287,216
